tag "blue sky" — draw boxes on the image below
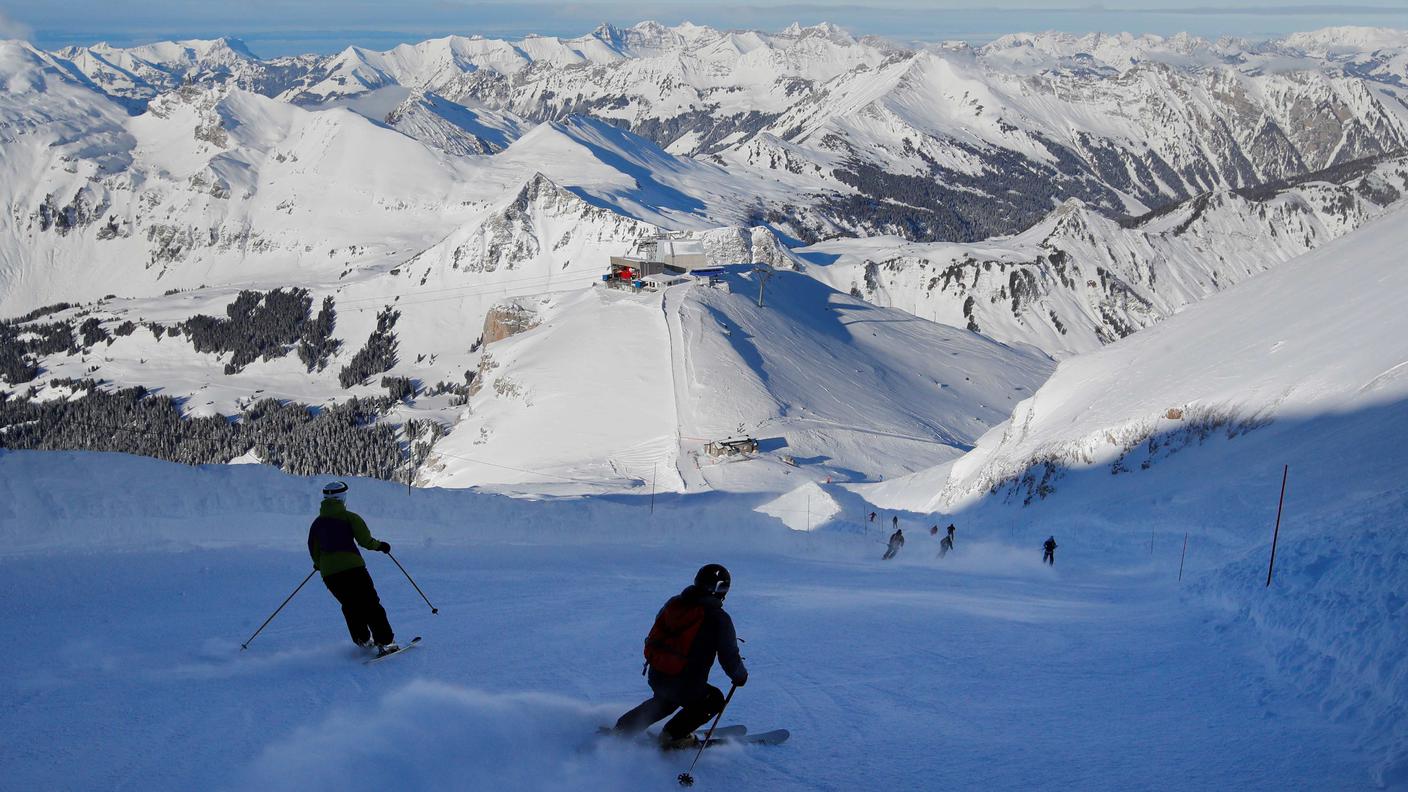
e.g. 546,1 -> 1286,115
2,1 -> 1406,56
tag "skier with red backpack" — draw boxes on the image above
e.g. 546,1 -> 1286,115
613,563 -> 749,749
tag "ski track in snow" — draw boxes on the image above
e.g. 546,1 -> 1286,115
0,533 -> 1372,791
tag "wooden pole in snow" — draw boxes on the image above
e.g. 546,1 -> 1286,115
1265,465 -> 1289,588
1178,532 -> 1188,582
650,463 -> 657,516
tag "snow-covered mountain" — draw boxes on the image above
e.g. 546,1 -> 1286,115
24,24 -> 1408,246
384,91 -> 525,155
0,41 -> 792,314
874,203 -> 1408,511
6,22 -> 1408,494
799,152 -> 1408,357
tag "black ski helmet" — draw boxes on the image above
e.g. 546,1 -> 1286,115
694,563 -> 731,599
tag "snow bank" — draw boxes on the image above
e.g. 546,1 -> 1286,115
859,208 -> 1408,785
755,481 -> 840,531
1195,514 -> 1408,789
242,681 -> 672,791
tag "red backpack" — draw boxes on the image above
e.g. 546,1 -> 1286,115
643,600 -> 707,676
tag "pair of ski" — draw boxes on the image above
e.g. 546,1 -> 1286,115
600,724 -> 788,748
684,724 -> 790,748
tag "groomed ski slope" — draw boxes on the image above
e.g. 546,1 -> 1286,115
854,205 -> 1408,787
431,269 -> 1051,493
0,451 -> 1377,791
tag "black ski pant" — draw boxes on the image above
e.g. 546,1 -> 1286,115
614,683 -> 725,740
882,543 -> 899,560
1043,550 -> 1055,565
322,566 -> 394,646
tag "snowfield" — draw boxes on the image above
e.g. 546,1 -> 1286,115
0,450 -> 1384,790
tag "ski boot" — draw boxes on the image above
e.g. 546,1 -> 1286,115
659,733 -> 702,751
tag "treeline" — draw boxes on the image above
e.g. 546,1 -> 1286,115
339,307 -> 399,388
1,289 -> 347,386
181,288 -> 331,374
299,296 -> 340,371
0,380 -> 411,481
0,310 -> 80,385
829,142 -> 1121,242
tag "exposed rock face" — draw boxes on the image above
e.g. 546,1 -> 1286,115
698,226 -> 802,270
804,152 -> 1408,358
37,26 -> 1408,246
480,300 -> 541,346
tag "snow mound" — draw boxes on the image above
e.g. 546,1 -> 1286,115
756,481 -> 840,531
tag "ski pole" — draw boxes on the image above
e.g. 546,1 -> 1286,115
678,683 -> 736,787
387,552 -> 439,614
241,569 -> 316,650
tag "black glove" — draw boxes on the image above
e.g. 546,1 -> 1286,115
733,673 -> 748,688
378,542 -> 391,554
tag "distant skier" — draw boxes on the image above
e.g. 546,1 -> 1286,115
883,528 -> 905,560
869,511 -> 877,524
1043,536 -> 1058,566
947,523 -> 956,544
891,515 -> 899,531
614,564 -> 748,750
929,525 -> 939,537
308,481 -> 399,655
939,534 -> 954,558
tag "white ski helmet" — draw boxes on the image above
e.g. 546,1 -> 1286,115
322,481 -> 349,502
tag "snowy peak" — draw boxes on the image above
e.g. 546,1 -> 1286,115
931,198 -> 1408,512
46,36 -> 268,101
800,151 -> 1408,358
385,91 -> 524,155
1281,26 -> 1406,55
23,22 -> 1408,246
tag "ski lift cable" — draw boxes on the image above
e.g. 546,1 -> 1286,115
333,272 -> 570,305
346,283 -> 599,312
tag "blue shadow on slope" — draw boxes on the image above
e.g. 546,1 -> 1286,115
554,116 -> 708,217
701,301 -> 770,386
756,436 -> 789,453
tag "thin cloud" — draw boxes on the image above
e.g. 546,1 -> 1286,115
0,9 -> 34,40
17,2 -> 1408,55
720,2 -> 1408,16
1117,4 -> 1408,14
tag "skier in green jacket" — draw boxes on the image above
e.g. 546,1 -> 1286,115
308,481 -> 398,654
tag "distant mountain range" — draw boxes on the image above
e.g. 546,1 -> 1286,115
4,23 -> 1408,489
